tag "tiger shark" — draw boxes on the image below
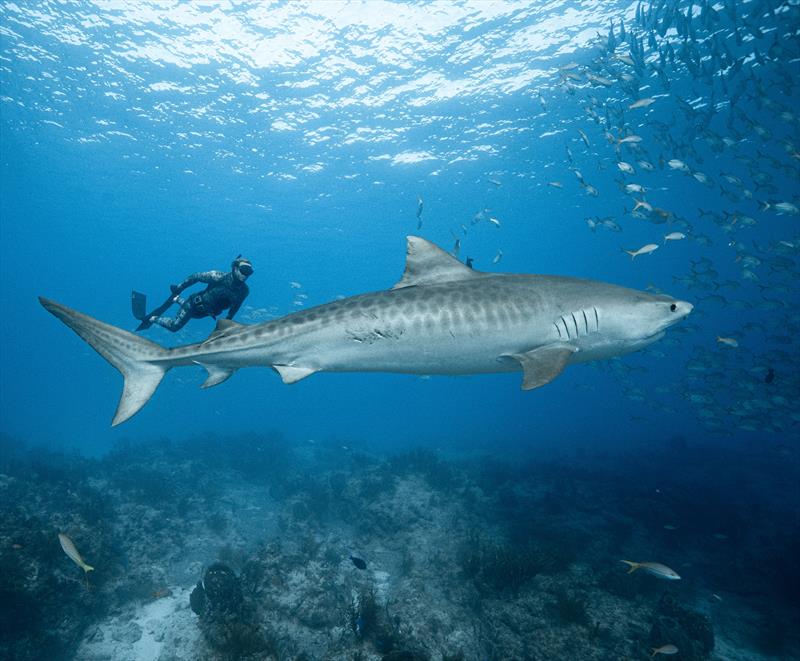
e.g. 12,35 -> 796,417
40,236 -> 692,426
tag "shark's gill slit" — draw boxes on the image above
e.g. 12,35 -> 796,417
554,322 -> 562,338
560,316 -> 571,339
571,312 -> 579,337
582,309 -> 589,334
593,306 -> 599,331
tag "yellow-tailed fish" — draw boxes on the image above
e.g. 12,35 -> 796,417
620,560 -> 680,580
58,533 -> 94,573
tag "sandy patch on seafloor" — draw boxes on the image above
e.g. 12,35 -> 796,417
75,587 -> 200,661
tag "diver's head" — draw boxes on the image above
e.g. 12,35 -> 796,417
231,255 -> 253,282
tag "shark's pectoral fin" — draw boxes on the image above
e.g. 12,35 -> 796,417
273,364 -> 317,384
194,361 -> 236,388
506,344 -> 578,390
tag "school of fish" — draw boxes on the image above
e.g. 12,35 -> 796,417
440,0 -> 799,437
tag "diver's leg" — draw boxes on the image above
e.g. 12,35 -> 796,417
150,300 -> 194,332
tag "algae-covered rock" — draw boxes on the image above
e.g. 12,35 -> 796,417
648,593 -> 714,660
190,562 -> 272,657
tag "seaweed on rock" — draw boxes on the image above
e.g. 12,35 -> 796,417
648,593 -> 714,661
458,530 -> 564,595
550,589 -> 590,627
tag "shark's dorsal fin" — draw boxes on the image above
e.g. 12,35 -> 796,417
203,318 -> 245,344
392,236 -> 480,290
505,344 -> 578,390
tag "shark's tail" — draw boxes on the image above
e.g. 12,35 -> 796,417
39,297 -> 171,426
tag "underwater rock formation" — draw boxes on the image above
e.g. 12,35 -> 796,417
190,562 -> 272,657
649,593 -> 714,661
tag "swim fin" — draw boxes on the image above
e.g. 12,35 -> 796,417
131,291 -> 148,321
134,290 -> 178,331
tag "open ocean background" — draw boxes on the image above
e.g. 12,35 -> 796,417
1,2 -> 799,660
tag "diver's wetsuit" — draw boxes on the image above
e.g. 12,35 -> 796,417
152,270 -> 249,332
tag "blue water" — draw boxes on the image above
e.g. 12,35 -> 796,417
2,3 -> 800,660
1,3 -> 798,455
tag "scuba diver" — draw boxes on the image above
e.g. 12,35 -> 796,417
133,256 -> 253,332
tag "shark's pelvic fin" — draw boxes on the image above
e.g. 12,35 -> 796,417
194,362 -> 236,388
392,235 -> 481,290
273,364 -> 317,384
38,297 -> 170,426
507,344 -> 578,390
203,318 -> 246,344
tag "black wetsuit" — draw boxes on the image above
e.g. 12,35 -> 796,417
152,270 -> 249,332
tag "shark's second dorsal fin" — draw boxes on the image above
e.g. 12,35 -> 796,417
392,236 -> 480,290
203,318 -> 245,344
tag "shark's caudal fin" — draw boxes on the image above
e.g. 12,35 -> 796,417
39,297 -> 170,426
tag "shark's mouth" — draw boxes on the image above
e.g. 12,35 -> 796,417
643,330 -> 666,342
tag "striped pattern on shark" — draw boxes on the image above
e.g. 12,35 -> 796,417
40,236 -> 692,426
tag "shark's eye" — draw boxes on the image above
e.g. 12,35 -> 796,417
670,303 -> 677,312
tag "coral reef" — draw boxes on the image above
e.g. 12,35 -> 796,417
0,433 -> 796,660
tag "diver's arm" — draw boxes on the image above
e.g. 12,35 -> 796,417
226,286 -> 249,320
226,301 -> 242,320
173,270 -> 226,293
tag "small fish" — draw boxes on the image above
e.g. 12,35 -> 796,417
598,218 -> 621,232
620,560 -> 680,580
58,533 -> 94,573
488,217 -> 501,228
663,525 -> 678,531
651,644 -> 679,657
772,201 -> 799,215
667,159 -> 690,172
577,128 -> 590,148
765,367 -> 775,384
547,181 -> 563,188
637,159 -> 655,171
586,73 -> 614,86
617,134 -> 643,145
492,250 -> 503,264
664,232 -> 686,243
716,336 -> 739,348
617,161 -> 635,174
350,555 -> 367,570
625,244 -> 659,260
629,97 -> 655,110
487,178 -> 502,187
625,183 -> 645,194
